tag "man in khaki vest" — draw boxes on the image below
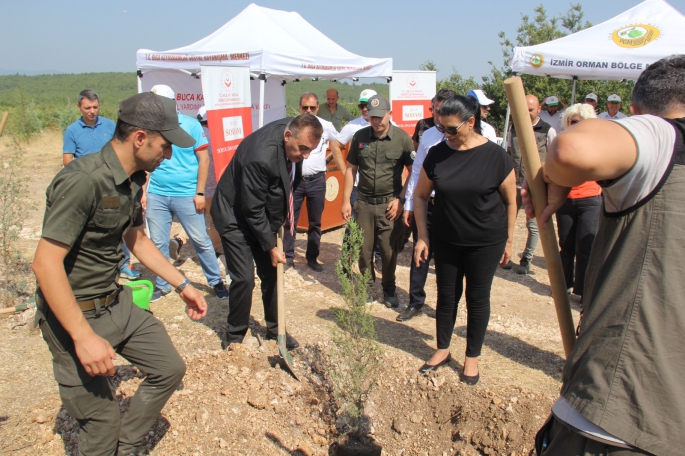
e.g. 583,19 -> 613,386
526,55 -> 685,456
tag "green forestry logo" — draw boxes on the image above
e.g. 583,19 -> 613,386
530,54 -> 544,69
612,24 -> 660,48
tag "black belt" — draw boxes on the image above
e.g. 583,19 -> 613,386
301,171 -> 325,181
357,194 -> 397,204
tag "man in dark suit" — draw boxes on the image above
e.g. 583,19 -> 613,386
211,115 -> 323,349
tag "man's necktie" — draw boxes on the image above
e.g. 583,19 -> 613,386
287,161 -> 294,236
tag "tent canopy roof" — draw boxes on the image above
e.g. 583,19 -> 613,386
511,0 -> 685,80
136,3 -> 392,80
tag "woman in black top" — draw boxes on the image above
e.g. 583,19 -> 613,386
414,95 -> 516,384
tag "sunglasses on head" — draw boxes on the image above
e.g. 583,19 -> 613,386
300,105 -> 317,111
436,119 -> 468,136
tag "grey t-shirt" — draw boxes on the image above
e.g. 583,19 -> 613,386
602,115 -> 675,213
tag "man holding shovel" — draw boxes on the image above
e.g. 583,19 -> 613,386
527,55 -> 685,455
211,115 -> 323,350
32,92 -> 207,455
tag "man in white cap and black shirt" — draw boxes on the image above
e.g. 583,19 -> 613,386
283,93 -> 337,272
598,94 -> 627,120
398,88 -> 456,321
540,96 -> 564,134
467,89 -> 498,142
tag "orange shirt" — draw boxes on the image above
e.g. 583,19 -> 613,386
569,180 -> 602,199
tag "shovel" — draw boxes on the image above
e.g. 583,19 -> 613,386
276,227 -> 299,380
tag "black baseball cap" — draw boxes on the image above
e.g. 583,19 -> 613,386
367,94 -> 391,117
118,93 -> 194,148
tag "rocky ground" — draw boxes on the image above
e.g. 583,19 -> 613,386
0,131 -> 580,455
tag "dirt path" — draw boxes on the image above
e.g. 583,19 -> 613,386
0,131 -> 580,455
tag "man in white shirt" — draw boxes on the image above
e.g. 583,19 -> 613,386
539,95 -> 564,134
467,89 -> 498,142
398,89 -> 456,322
283,93 -> 338,272
598,94 -> 627,120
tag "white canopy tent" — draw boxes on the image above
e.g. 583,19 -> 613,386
136,3 -> 392,126
503,0 -> 685,141
511,0 -> 685,81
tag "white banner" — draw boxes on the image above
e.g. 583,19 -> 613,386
389,71 -> 436,136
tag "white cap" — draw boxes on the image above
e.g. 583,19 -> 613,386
585,93 -> 598,102
607,94 -> 622,103
358,89 -> 377,102
197,106 -> 207,122
545,96 -> 559,106
467,89 -> 495,106
150,84 -> 176,100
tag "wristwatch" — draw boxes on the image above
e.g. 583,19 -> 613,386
175,278 -> 191,294
196,192 -> 205,196
399,197 -> 406,204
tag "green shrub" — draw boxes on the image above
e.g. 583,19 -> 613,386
328,218 -> 383,435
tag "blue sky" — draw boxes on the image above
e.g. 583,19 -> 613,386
2,0 -> 684,79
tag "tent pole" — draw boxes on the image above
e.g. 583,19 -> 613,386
502,103 -> 511,147
258,72 -> 266,128
571,78 -> 577,105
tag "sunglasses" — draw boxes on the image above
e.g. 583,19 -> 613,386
358,103 -> 368,110
300,105 -> 317,111
436,119 -> 468,136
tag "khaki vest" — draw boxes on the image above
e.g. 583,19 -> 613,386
562,118 -> 685,455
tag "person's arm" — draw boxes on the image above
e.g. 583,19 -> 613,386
32,238 -> 117,377
387,164 -> 412,221
194,147 -> 209,213
546,119 -> 636,187
331,139 -> 347,174
413,168 -> 434,267
62,128 -> 76,167
240,159 -> 281,253
498,170 -> 517,267
341,163 -> 358,221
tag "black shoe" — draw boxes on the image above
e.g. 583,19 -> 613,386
419,353 -> 451,374
461,372 -> 480,385
284,261 -> 294,271
383,292 -> 399,308
266,332 -> 299,350
307,261 -> 323,272
169,236 -> 184,260
213,282 -> 229,299
501,260 -> 514,270
151,287 -> 171,302
396,306 -> 422,322
516,259 -> 531,275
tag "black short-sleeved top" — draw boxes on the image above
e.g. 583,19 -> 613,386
423,140 -> 513,246
347,125 -> 414,198
39,142 -> 147,300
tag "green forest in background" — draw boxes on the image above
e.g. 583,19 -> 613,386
0,72 -> 388,141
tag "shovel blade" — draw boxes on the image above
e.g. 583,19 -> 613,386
278,335 -> 299,380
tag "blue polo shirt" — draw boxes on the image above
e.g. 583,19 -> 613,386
147,113 -> 208,197
63,116 -> 116,158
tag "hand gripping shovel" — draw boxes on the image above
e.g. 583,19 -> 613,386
276,227 -> 299,380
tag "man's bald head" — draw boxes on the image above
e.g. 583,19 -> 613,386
326,89 -> 339,110
526,95 -> 541,124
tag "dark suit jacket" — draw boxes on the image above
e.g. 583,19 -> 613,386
211,118 -> 302,252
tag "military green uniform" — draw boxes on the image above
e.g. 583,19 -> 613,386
347,124 -> 414,294
36,143 -> 186,455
